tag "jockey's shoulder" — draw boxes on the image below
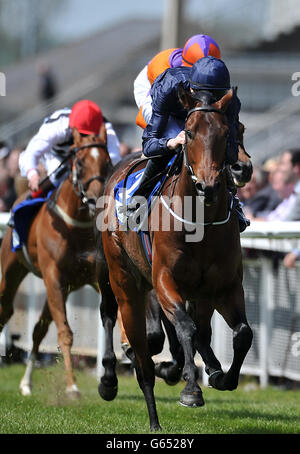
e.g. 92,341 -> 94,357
151,66 -> 191,99
153,66 -> 191,86
43,107 -> 71,125
151,66 -> 191,93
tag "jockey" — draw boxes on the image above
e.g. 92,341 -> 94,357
134,34 -> 221,129
19,99 -> 121,198
129,56 -> 249,232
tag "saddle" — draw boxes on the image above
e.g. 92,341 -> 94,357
114,154 -> 181,231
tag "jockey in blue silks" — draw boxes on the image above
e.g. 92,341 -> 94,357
128,56 -> 249,232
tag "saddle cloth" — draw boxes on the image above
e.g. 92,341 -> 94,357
114,156 -> 175,227
11,192 -> 53,252
114,158 -> 177,265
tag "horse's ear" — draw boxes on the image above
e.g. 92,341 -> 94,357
214,89 -> 234,112
99,121 -> 107,144
178,83 -> 195,110
72,127 -> 81,145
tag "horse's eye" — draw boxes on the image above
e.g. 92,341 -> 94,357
186,130 -> 193,140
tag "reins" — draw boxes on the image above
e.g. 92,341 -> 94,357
161,104 -> 233,227
183,105 -> 226,183
48,141 -> 108,227
71,142 -> 107,205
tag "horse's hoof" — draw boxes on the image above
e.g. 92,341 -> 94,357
150,423 -> 162,432
155,362 -> 182,386
66,384 -> 81,399
19,383 -> 32,397
165,378 -> 180,386
208,370 -> 226,390
179,390 -> 205,408
98,382 -> 118,401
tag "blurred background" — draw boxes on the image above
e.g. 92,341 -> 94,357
0,0 -> 300,160
1,0 -> 300,388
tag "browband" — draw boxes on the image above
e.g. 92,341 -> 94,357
185,106 -> 224,121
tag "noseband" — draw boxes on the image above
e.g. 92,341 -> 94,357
183,105 -> 226,187
71,142 -> 107,206
160,105 -> 234,227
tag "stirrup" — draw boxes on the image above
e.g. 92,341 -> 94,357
120,196 -> 148,217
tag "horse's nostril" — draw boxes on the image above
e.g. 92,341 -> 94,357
231,163 -> 242,172
195,181 -> 205,192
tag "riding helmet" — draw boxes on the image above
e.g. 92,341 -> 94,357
182,34 -> 221,67
69,100 -> 103,135
189,56 -> 231,90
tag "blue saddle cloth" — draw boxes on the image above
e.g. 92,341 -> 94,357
114,156 -> 175,227
11,192 -> 53,252
114,157 -> 176,264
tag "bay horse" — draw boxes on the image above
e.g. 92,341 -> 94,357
0,128 -> 118,398
100,88 -> 253,431
114,124 -> 252,384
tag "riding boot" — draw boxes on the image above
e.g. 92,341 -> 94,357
225,167 -> 250,232
136,155 -> 172,198
126,154 -> 172,212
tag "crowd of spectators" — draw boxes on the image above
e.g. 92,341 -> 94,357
238,148 -> 300,268
0,141 -> 27,212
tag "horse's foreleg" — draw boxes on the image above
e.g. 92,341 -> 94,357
20,300 -> 52,396
155,309 -> 184,386
43,270 -> 79,398
188,302 -> 223,379
154,270 -> 204,408
212,283 -> 253,391
98,280 -> 119,401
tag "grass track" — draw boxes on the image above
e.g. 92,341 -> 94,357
0,364 -> 299,434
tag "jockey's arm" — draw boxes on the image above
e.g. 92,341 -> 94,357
134,65 -> 153,129
19,118 -> 70,180
142,110 -> 171,157
133,65 -> 151,109
142,110 -> 184,157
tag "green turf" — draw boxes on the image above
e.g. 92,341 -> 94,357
0,363 -> 299,434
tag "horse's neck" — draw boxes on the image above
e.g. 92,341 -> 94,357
56,178 -> 90,221
176,166 -> 229,223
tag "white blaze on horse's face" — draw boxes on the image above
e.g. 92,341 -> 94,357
90,148 -> 100,161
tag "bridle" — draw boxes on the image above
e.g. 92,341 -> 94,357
71,142 -> 107,207
160,104 -> 234,227
183,105 -> 227,190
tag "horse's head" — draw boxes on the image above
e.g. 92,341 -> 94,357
230,123 -> 253,187
70,126 -> 112,217
178,85 -> 233,206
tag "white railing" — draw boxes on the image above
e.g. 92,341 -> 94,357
1,214 -> 300,385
